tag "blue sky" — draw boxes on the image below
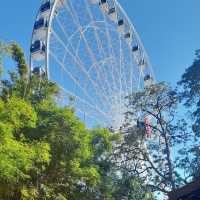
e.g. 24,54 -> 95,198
0,0 -> 200,85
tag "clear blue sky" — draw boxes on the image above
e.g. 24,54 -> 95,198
0,0 -> 200,84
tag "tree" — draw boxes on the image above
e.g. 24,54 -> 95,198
0,40 -> 8,77
0,98 -> 50,200
32,102 -> 101,199
179,49 -> 200,180
179,49 -> 200,136
113,174 -> 154,200
9,42 -> 28,79
113,82 -> 192,195
0,42 -> 29,100
0,41 -> 154,199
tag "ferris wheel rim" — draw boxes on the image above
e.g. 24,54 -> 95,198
30,0 -> 154,78
30,0 -> 155,130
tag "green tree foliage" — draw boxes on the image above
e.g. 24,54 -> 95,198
179,49 -> 200,180
0,42 -> 154,199
113,174 -> 154,200
0,99 -> 50,200
113,82 -> 192,195
0,40 -> 10,77
9,42 -> 28,78
179,50 -> 200,135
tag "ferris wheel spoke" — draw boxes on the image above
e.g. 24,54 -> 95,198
51,29 -> 115,113
55,16 -> 82,64
55,91 -> 106,124
119,35 -> 130,98
124,40 -> 137,94
129,46 -> 138,93
86,56 -> 119,98
67,95 -> 110,127
87,56 -> 112,73
50,49 -> 115,117
77,108 -> 107,127
137,63 -> 144,90
56,15 -> 117,96
83,0 -> 117,95
118,35 -> 129,124
63,0 -> 116,105
83,0 -> 106,58
50,28 -> 108,97
99,5 -> 129,99
75,36 -> 81,58
59,85 -> 110,120
50,50 -> 101,108
56,16 -> 81,51
118,37 -> 123,124
121,47 -> 129,97
100,10 -> 123,94
58,94 -> 107,126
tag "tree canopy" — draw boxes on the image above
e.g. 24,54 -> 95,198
2,39 -> 200,199
179,49 -> 200,181
0,41 -> 154,200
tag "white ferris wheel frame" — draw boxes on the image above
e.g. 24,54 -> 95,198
30,0 -> 155,130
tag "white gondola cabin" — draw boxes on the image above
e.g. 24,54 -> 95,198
33,18 -> 48,39
30,40 -> 46,61
40,1 -> 51,18
108,7 -> 117,22
144,74 -> 154,87
124,32 -> 132,46
132,45 -> 141,65
132,45 -> 139,52
117,19 -> 124,33
138,58 -> 147,71
100,0 -> 109,13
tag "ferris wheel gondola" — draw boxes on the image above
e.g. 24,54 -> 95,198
100,0 -> 109,13
108,7 -> 117,22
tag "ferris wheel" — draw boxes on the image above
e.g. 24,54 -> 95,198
30,0 -> 154,130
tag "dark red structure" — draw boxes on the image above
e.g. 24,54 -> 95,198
168,180 -> 200,200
